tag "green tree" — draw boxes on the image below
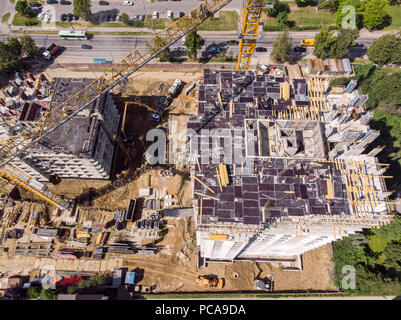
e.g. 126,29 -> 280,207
73,0 -> 92,20
20,35 -> 38,57
120,13 -> 130,25
27,287 -> 42,299
267,0 -> 290,18
40,288 -> 58,300
363,0 -> 389,30
7,37 -> 23,56
184,29 -> 203,60
313,27 -> 336,59
76,275 -> 106,294
271,29 -> 292,62
152,36 -> 171,62
336,0 -> 363,29
367,34 -> 401,65
15,0 -> 31,18
276,11 -> 290,30
329,28 -> 359,58
317,0 -> 339,13
0,41 -> 22,72
2,285 -> 26,300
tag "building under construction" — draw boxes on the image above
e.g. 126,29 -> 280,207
185,69 -> 393,263
0,78 -> 120,182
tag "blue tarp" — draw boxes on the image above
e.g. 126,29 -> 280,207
125,272 -> 136,285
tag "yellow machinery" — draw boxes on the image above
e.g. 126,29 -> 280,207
196,275 -> 224,289
0,0 -> 267,209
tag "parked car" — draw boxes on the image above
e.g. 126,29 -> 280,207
293,46 -> 306,52
132,15 -> 138,21
226,39 -> 239,45
47,0 -> 58,4
99,0 -> 109,5
60,13 -> 67,21
60,0 -> 72,4
123,0 -> 133,5
37,13 -> 45,21
43,13 -> 52,22
207,46 -> 220,53
107,15 -> 112,21
116,14 -> 121,21
81,45 -> 92,49
152,11 -> 159,19
178,11 -> 185,18
29,1 -> 42,7
67,13 -> 74,21
255,47 -> 267,52
138,14 -> 145,22
167,10 -> 173,19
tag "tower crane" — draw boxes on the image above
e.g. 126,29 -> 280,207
0,0 -> 268,210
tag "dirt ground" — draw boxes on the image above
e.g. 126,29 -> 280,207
0,68 -> 337,293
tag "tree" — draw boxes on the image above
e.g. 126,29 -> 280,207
368,34 -> 401,65
73,0 -> 92,20
313,27 -> 336,59
7,37 -> 23,57
152,36 -> 172,62
20,35 -> 38,57
27,287 -> 42,299
271,29 -> 292,62
329,28 -> 359,59
317,0 -> 339,13
184,29 -> 203,60
0,41 -> 22,73
336,0 -> 363,29
363,0 -> 389,30
277,11 -> 290,30
267,0 -> 290,18
15,0 -> 31,18
120,13 -> 130,25
76,276 -> 106,294
295,0 -> 318,7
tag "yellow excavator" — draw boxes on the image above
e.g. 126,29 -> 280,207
196,275 -> 224,289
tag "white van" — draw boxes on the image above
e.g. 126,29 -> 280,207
152,11 -> 159,19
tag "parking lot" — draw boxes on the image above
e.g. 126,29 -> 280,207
30,0 -> 241,23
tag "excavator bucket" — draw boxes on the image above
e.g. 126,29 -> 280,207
217,278 -> 224,289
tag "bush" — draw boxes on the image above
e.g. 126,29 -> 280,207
266,0 -> 290,18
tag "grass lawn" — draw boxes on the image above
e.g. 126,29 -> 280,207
1,13 -> 11,23
197,11 -> 239,31
12,13 -> 40,26
263,6 -> 336,31
385,5 -> 401,29
9,0 -> 15,3
144,15 -> 167,30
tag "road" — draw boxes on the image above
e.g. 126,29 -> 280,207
0,31 -> 377,63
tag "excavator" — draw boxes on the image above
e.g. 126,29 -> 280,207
196,275 -> 224,289
0,0 -> 268,210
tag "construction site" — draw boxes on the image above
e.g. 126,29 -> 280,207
0,0 -> 398,298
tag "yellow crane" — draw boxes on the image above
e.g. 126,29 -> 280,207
0,0 -> 267,209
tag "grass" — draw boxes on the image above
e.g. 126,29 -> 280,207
12,13 -> 40,26
1,13 -> 11,23
197,11 -> 239,31
385,5 -> 401,29
144,15 -> 167,30
9,0 -> 15,3
263,6 -> 336,31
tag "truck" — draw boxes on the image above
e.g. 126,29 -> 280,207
42,43 -> 60,60
300,38 -> 315,46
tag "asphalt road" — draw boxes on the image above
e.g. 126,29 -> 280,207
0,31 -> 373,63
